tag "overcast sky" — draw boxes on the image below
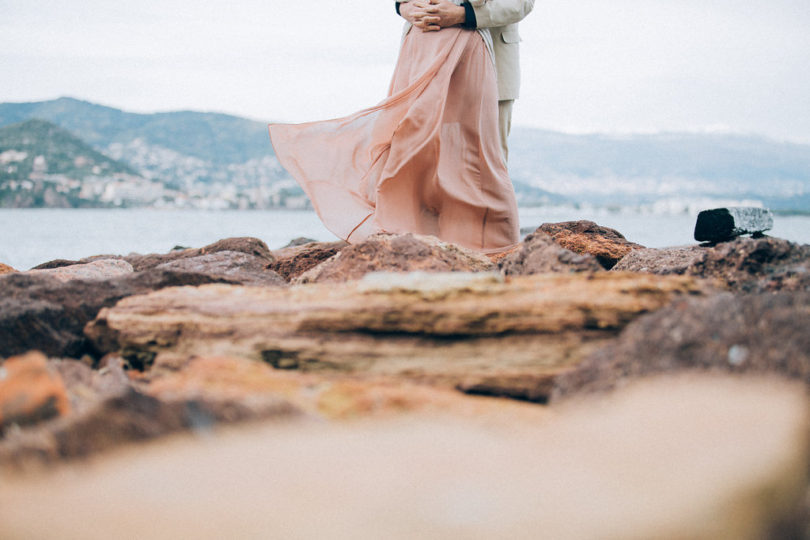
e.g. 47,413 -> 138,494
2,0 -> 809,142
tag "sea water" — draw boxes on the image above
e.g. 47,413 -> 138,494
1,208 -> 808,270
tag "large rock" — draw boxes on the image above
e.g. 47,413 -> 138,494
26,259 -> 134,282
154,251 -> 285,287
269,240 -> 348,281
0,258 -> 284,359
499,230 -> 602,276
86,271 -> 706,392
614,236 -> 810,292
694,206 -> 774,242
551,291 -> 810,401
1,375 -> 807,539
538,220 -> 644,269
0,352 -> 70,433
294,233 -> 495,284
0,263 -> 16,275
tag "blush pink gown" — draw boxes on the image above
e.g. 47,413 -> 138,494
269,26 -> 519,254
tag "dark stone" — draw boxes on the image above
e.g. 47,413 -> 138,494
551,291 -> 810,401
537,221 -> 644,269
499,231 -> 603,275
694,207 -> 774,242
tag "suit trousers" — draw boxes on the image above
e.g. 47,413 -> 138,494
498,99 -> 514,163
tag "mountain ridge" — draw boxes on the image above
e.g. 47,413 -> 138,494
2,97 -> 809,211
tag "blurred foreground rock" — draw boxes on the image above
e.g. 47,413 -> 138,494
0,352 -> 70,433
1,375 -> 806,539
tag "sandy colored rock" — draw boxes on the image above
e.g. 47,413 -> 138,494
614,236 -> 810,292
26,259 -> 134,282
0,375 -> 806,539
552,291 -> 810,400
294,233 -> 495,284
269,240 -> 347,281
499,230 -> 602,275
86,271 -> 706,396
0,262 -> 16,275
0,352 -> 70,432
538,220 -> 644,269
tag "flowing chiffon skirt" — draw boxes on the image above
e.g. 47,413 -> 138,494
269,27 -> 519,254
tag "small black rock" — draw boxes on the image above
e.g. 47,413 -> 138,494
694,207 -> 774,242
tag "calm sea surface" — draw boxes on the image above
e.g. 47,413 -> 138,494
1,208 -> 808,270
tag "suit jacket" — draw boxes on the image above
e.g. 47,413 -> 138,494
398,0 -> 535,100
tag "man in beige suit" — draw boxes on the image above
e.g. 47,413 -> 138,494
396,0 -> 535,161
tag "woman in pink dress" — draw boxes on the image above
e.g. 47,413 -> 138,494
269,0 -> 519,254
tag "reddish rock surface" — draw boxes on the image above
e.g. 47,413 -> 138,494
499,230 -> 602,275
0,263 -> 16,275
294,233 -> 495,284
125,237 -> 275,272
538,220 -> 644,269
0,352 -> 70,432
154,251 -> 286,287
551,291 -> 810,401
614,236 -> 810,292
269,240 -> 348,281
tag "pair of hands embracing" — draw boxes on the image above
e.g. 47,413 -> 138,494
400,0 -> 467,31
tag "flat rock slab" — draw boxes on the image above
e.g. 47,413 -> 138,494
26,259 -> 134,282
1,375 -> 806,539
694,207 -> 774,242
86,272 -> 705,393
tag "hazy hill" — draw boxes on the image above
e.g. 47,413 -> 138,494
1,97 -> 809,211
0,119 -> 136,180
0,97 -> 270,164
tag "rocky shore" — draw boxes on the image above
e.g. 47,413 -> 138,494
2,220 -> 810,538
